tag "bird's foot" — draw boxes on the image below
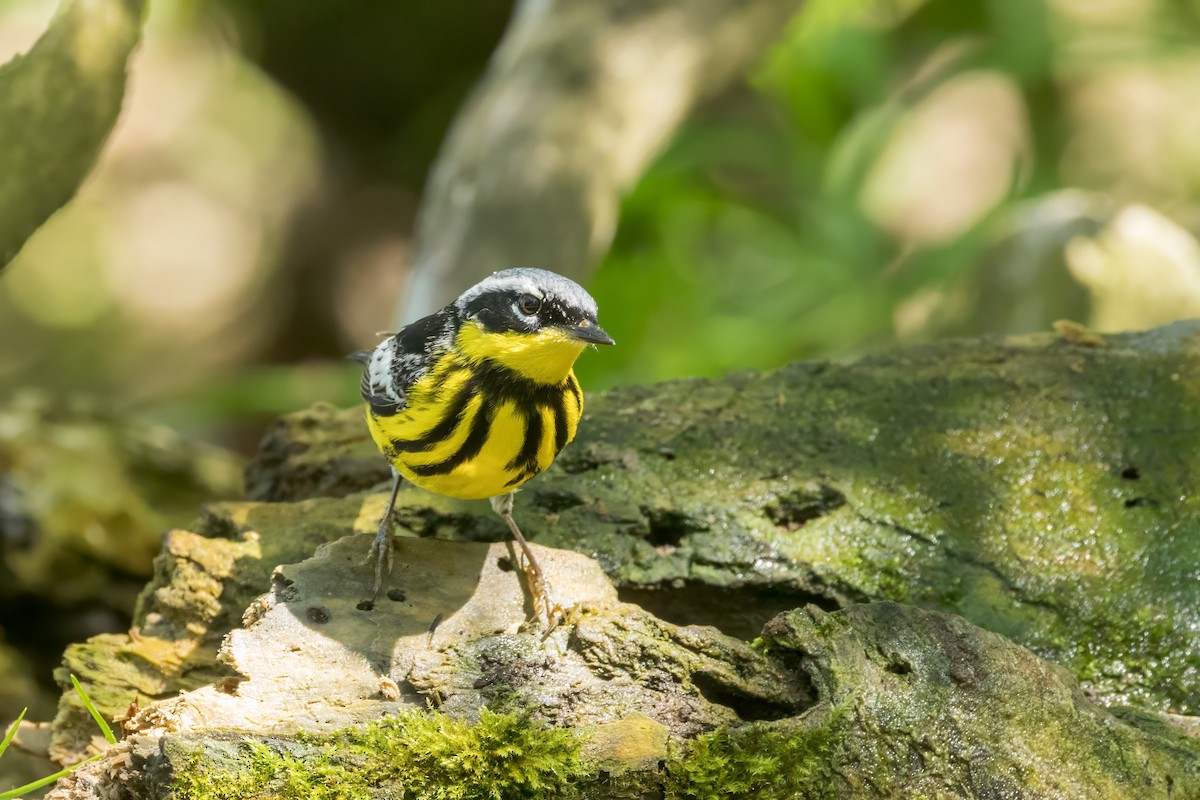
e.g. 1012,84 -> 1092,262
361,520 -> 394,605
491,494 -> 564,629
519,558 -> 565,630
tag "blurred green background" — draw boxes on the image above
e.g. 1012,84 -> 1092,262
4,0 -> 1200,444
3,0 -> 1200,780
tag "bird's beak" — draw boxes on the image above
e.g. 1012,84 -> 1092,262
564,320 -> 615,346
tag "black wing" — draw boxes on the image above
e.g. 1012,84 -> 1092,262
359,308 -> 457,417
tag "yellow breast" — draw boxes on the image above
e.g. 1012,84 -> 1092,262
365,324 -> 585,500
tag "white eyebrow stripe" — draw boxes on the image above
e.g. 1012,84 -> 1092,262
451,267 -> 600,319
454,275 -> 542,308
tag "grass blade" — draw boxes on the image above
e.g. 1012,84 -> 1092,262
0,676 -> 117,798
0,753 -> 103,799
0,709 -> 27,760
70,675 -> 116,744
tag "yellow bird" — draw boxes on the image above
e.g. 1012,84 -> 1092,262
357,268 -> 614,619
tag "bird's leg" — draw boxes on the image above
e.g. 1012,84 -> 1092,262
490,493 -> 561,626
365,470 -> 403,603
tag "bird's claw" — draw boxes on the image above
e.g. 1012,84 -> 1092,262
362,521 -> 394,603
521,561 -> 565,630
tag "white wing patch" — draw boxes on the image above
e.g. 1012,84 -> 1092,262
367,339 -> 399,403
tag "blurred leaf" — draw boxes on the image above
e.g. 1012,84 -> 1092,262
0,0 -> 145,267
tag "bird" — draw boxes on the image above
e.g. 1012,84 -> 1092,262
355,267 -> 614,622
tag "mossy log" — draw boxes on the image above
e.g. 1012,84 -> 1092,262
248,321 -> 1200,714
45,589 -> 1200,798
40,322 -> 1200,797
0,392 -> 243,607
0,393 -> 242,790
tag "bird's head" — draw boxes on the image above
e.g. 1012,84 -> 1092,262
453,268 -> 614,384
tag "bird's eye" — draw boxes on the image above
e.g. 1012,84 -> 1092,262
517,294 -> 541,316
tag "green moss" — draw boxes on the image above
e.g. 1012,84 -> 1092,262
665,711 -> 844,800
1065,598 -> 1200,711
172,709 -> 589,800
168,708 -> 856,800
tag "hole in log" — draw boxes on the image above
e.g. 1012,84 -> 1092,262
690,670 -> 810,722
639,507 -> 706,548
619,580 -> 842,641
765,484 -> 847,531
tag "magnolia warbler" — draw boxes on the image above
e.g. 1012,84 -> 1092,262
356,268 -> 614,620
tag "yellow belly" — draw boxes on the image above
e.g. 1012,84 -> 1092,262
366,358 -> 583,500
